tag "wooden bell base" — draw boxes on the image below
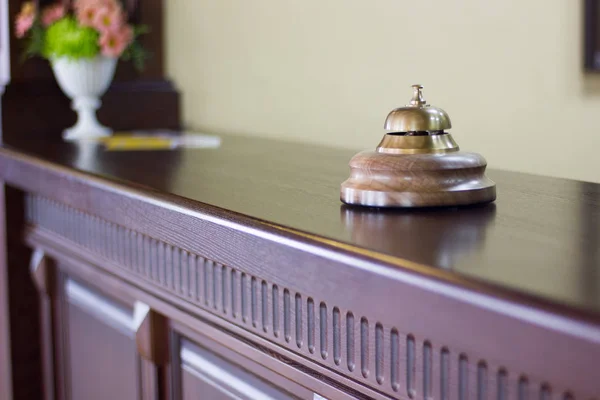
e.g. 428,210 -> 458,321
341,150 -> 496,208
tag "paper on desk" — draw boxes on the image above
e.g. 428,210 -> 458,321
99,130 -> 221,151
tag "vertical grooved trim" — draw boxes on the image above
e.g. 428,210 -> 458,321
173,244 -> 179,292
230,269 -> 236,318
212,262 -> 218,310
181,250 -> 189,296
189,254 -> 197,301
203,259 -> 210,307
272,285 -> 279,337
261,281 -> 268,333
540,384 -> 551,400
423,341 -> 432,399
251,277 -> 258,328
518,377 -> 528,400
319,303 -> 328,359
459,355 -> 468,400
375,323 -> 384,385
295,293 -> 302,348
497,369 -> 507,400
283,290 -> 291,343
347,313 -> 355,372
407,335 -> 415,398
307,298 -> 315,353
360,317 -> 369,379
391,328 -> 399,392
221,265 -> 227,314
165,243 -> 172,290
441,348 -> 450,400
158,241 -> 165,286
241,273 -> 248,323
477,362 -> 487,400
333,307 -> 341,365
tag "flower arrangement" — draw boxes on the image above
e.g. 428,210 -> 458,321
15,0 -> 147,69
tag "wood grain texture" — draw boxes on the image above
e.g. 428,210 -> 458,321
1,135 -> 598,318
32,233 -> 395,400
2,134 -> 600,398
341,150 -> 496,207
24,197 -> 600,399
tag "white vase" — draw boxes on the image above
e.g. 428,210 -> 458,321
51,56 -> 117,141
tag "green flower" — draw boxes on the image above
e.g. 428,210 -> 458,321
43,17 -> 99,60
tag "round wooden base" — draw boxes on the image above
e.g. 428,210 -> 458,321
340,150 -> 496,208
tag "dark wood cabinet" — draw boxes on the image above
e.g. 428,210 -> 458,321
31,251 -> 318,400
26,219 -> 325,400
1,136 -> 600,399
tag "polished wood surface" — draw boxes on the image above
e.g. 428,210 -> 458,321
2,135 -> 599,319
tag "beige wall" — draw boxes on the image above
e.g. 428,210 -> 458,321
166,0 -> 600,183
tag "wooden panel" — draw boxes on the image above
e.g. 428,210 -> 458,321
61,277 -> 141,400
179,339 -> 299,400
4,186 -> 42,400
24,195 -> 600,400
32,236 -> 381,399
0,182 -> 11,400
30,249 -> 57,400
2,81 -> 181,140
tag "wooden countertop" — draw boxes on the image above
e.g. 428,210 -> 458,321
1,135 -> 599,320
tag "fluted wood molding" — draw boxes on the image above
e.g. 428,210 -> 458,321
23,194 -> 599,400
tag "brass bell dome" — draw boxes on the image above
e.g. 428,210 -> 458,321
340,84 -> 496,208
377,85 -> 458,155
384,84 -> 452,133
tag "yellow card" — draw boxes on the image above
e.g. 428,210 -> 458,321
92,131 -> 222,151
100,134 -> 176,151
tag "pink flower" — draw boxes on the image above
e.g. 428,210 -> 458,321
74,0 -> 120,12
77,0 -> 125,29
99,26 -> 133,57
15,14 -> 34,38
93,7 -> 123,33
76,4 -> 98,27
41,4 -> 66,27
14,2 -> 36,38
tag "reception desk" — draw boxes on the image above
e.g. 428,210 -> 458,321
0,135 -> 598,400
